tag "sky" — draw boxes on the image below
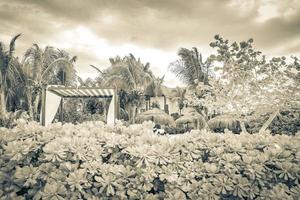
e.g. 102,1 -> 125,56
0,0 -> 300,87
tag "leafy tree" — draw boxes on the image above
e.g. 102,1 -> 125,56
204,35 -> 300,133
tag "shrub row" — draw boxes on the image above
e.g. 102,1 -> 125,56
0,120 -> 299,199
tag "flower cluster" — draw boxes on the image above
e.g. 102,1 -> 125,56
0,120 -> 299,199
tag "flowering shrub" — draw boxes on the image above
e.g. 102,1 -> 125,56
0,120 -> 299,199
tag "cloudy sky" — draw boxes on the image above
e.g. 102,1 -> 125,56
1,0 -> 299,87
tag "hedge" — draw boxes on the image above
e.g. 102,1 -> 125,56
0,120 -> 299,199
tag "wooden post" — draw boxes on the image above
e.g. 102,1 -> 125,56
114,89 -> 118,124
240,120 -> 248,133
60,98 -> 64,124
259,109 -> 279,134
163,95 -> 169,114
41,87 -> 46,126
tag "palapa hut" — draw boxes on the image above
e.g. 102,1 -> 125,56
136,108 -> 175,126
175,107 -> 207,130
208,115 -> 241,133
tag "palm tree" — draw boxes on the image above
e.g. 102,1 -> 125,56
22,44 -> 77,120
53,49 -> 77,85
103,54 -> 153,91
0,33 -> 22,116
145,75 -> 164,97
144,76 -> 165,112
102,54 -> 154,122
169,47 -> 210,85
173,87 -> 186,114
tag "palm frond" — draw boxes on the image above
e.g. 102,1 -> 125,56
90,64 -> 104,75
9,33 -> 21,56
70,56 -> 77,63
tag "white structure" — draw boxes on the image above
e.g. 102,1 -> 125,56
40,85 -> 118,126
146,96 -> 179,114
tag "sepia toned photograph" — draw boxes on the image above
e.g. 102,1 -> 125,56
0,0 -> 299,199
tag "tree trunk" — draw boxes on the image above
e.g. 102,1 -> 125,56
134,106 -> 138,123
259,109 -> 279,134
33,93 -> 40,121
203,119 -> 209,130
27,94 -> 34,120
0,88 -> 7,117
125,104 -> 132,122
130,105 -> 137,124
25,89 -> 34,119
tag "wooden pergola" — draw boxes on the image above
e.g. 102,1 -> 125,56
41,85 -> 119,126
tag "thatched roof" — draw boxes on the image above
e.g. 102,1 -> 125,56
175,115 -> 195,124
136,108 -> 175,126
208,115 -> 240,130
175,111 -> 206,129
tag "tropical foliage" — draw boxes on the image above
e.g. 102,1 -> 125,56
0,121 -> 299,199
186,35 -> 300,134
102,54 -> 153,91
169,47 -> 212,85
22,44 -> 77,120
0,33 -> 22,116
205,35 -> 299,116
101,54 -> 157,122
0,34 -> 78,123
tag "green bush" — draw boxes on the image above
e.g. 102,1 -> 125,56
0,110 -> 29,128
60,113 -> 106,124
0,121 -> 299,199
246,110 -> 300,135
170,112 -> 180,121
164,126 -> 185,135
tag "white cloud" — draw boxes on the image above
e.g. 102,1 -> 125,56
256,1 -> 279,23
51,26 -> 183,87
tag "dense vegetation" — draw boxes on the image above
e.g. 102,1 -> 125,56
0,33 -> 299,199
0,34 -> 299,134
0,121 -> 299,199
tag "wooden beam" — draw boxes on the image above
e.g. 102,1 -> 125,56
60,98 -> 64,123
259,109 -> 279,134
47,89 -> 65,97
47,89 -> 114,99
62,95 -> 113,98
41,87 -> 46,126
47,86 -> 115,90
114,89 -> 117,123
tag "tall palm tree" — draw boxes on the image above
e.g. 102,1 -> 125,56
53,49 -> 77,85
102,54 -> 154,122
22,44 -> 77,120
103,54 -> 153,91
0,33 -> 22,116
145,75 -> 164,97
169,47 -> 210,85
173,87 -> 186,114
